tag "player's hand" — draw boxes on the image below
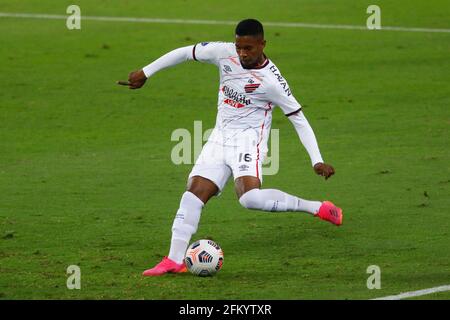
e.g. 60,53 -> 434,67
314,162 -> 335,180
117,69 -> 147,89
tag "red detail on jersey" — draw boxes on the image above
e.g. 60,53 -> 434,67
224,98 -> 245,108
256,110 -> 269,179
256,158 -> 259,179
255,58 -> 269,69
250,71 -> 264,82
244,83 -> 261,93
242,57 -> 269,70
228,56 -> 240,66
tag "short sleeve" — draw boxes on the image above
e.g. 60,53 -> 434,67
269,80 -> 302,116
192,42 -> 230,66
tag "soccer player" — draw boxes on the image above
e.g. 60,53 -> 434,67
118,19 -> 343,276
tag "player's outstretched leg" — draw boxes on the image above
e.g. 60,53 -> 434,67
316,201 -> 343,226
239,188 -> 343,226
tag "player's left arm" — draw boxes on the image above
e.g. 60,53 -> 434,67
270,82 -> 335,180
288,111 -> 335,180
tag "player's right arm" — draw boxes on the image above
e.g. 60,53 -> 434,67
117,45 -> 195,89
117,42 -> 225,89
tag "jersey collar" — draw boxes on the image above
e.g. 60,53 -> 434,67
242,54 -> 269,70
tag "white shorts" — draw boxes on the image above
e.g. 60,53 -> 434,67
188,130 -> 265,192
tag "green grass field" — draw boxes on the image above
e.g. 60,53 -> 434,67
0,0 -> 449,300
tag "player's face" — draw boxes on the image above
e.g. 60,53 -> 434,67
235,35 -> 266,69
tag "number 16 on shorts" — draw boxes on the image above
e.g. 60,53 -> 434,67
235,151 -> 262,182
239,153 -> 252,162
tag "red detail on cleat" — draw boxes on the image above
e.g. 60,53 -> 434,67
317,201 -> 343,226
142,256 -> 187,276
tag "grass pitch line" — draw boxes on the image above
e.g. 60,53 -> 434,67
372,285 -> 450,300
1,12 -> 450,34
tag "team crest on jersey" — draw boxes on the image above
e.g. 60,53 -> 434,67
244,83 -> 261,93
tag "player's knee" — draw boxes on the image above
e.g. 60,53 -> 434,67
239,189 -> 264,210
187,177 -> 218,204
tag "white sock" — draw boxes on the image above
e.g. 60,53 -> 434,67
168,191 -> 204,263
239,188 -> 322,215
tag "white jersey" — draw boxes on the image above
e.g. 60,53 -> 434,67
142,42 -> 323,168
192,42 -> 302,154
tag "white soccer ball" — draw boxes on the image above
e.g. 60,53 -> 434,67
184,239 -> 224,277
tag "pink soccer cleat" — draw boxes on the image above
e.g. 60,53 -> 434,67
142,256 -> 187,276
317,201 -> 343,226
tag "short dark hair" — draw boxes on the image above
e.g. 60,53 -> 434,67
235,19 -> 264,37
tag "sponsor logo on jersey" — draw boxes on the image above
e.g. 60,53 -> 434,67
222,85 -> 251,108
222,64 -> 232,73
224,99 -> 246,108
244,83 -> 261,93
269,65 -> 292,96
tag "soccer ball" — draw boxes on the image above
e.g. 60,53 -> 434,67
184,239 -> 224,277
